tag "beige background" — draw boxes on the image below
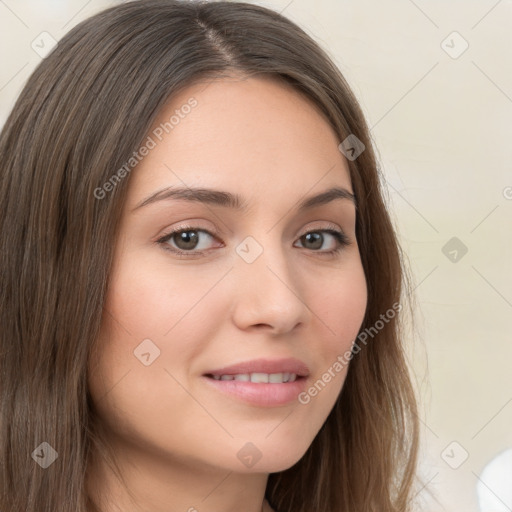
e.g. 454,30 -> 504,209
1,1 -> 511,510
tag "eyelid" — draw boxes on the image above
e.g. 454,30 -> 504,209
155,221 -> 219,241
296,221 -> 344,238
157,220 -> 346,242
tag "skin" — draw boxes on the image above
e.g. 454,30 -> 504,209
87,75 -> 368,512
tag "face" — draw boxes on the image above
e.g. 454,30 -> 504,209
88,75 -> 367,477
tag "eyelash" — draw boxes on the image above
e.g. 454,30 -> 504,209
156,224 -> 351,258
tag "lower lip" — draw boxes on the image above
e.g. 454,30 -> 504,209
202,376 -> 307,407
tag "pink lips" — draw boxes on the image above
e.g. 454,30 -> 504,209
202,358 -> 310,407
205,357 -> 310,377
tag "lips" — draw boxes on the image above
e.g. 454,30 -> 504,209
204,357 -> 310,378
202,358 -> 310,407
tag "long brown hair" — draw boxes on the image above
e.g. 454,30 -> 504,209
0,1 -> 419,511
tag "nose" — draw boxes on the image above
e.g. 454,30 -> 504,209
230,240 -> 311,335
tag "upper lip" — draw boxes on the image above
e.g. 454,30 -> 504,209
204,358 -> 310,377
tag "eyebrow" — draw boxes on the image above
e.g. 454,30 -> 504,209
132,185 -> 357,212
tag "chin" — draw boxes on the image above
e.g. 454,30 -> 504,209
225,437 -> 313,475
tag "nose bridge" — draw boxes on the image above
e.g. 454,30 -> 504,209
231,233 -> 309,332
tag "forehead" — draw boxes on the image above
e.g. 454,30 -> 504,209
125,75 -> 353,209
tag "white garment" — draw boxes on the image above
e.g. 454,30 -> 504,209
477,449 -> 512,512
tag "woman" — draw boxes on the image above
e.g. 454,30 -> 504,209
0,1 -> 420,511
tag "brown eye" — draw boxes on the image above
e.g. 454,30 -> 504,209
172,230 -> 200,251
300,232 -> 324,250
158,227 -> 218,254
295,229 -> 351,254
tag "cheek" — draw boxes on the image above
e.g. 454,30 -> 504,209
313,261 -> 368,360
87,262 -> 214,446
91,252 -> 231,399
289,259 -> 367,420
105,253 -> 224,340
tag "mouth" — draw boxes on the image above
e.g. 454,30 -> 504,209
202,358 -> 310,407
205,372 -> 302,383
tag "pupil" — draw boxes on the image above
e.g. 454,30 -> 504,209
304,232 -> 322,250
176,231 -> 198,250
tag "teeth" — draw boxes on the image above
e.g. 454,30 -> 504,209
251,372 -> 268,383
268,373 -> 283,383
211,372 -> 298,383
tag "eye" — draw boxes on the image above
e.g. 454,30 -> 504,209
157,227 -> 218,254
156,225 -> 351,257
294,229 -> 351,254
